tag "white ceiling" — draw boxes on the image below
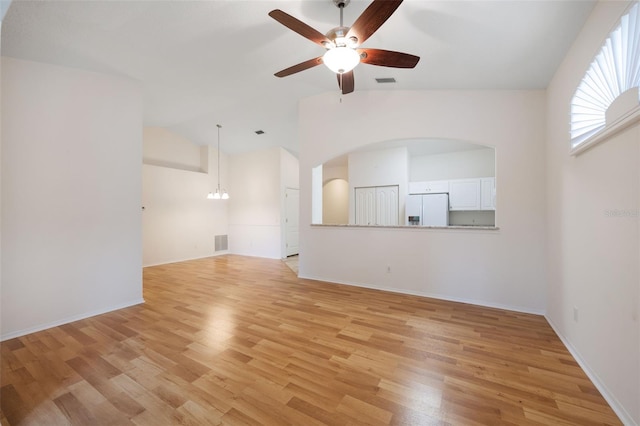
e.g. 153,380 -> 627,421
1,0 -> 596,156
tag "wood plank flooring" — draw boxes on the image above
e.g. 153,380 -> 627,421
1,255 -> 621,425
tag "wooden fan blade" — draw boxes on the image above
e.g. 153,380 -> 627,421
269,9 -> 330,46
337,70 -> 355,95
358,48 -> 420,68
275,57 -> 323,77
346,0 -> 403,46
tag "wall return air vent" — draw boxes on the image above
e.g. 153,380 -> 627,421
214,235 -> 228,252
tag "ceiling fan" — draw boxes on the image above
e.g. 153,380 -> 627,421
269,0 -> 420,95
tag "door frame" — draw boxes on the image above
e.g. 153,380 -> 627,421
283,187 -> 300,257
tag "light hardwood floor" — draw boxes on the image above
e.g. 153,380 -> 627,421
283,255 -> 299,274
1,255 -> 621,425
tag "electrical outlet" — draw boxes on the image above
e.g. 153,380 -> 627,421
573,306 -> 579,322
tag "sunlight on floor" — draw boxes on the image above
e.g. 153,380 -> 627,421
283,255 -> 298,274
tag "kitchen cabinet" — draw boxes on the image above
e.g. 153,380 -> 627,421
408,180 -> 449,194
449,179 -> 481,211
409,177 -> 494,212
481,177 -> 496,210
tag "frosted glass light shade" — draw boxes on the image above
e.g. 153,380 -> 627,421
221,191 -> 229,200
207,192 -> 215,199
323,47 -> 360,74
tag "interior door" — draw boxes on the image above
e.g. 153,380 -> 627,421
376,185 -> 399,226
355,187 -> 376,225
285,188 -> 299,256
355,186 -> 398,225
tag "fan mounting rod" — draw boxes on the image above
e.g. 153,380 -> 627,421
332,0 -> 350,26
326,0 -> 356,47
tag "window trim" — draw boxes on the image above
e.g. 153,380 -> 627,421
571,103 -> 640,156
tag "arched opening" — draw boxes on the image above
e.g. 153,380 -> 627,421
314,138 -> 497,227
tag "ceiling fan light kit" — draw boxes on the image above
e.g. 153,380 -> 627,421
269,0 -> 419,95
323,47 -> 360,74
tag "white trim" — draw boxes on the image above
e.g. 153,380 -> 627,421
571,104 -> 640,156
298,273 -> 544,316
0,298 -> 145,342
545,317 -> 636,426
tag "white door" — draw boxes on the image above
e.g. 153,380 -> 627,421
285,188 -> 299,256
376,186 -> 399,226
355,187 -> 376,225
355,186 -> 398,225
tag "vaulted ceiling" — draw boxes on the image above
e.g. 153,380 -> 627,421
1,0 -> 596,155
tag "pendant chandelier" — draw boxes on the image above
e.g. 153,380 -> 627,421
207,124 -> 229,200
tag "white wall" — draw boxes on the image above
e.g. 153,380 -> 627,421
299,90 -> 547,314
322,165 -> 348,224
281,148 -> 299,189
323,165 -> 348,182
1,57 -> 143,340
1,25 -> 4,340
229,146 -> 299,259
546,1 -> 639,424
143,127 -> 206,172
410,147 -> 495,181
323,179 -> 349,224
142,127 -> 228,266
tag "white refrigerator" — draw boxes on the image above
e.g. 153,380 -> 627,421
406,193 -> 449,226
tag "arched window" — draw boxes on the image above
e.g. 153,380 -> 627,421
570,1 -> 640,153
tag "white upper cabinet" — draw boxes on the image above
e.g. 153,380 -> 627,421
409,177 -> 495,212
449,179 -> 481,211
408,180 -> 449,194
481,177 -> 496,210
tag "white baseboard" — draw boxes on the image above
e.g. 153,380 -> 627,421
545,316 -> 637,426
298,273 -> 544,316
0,298 -> 145,342
143,251 -> 228,268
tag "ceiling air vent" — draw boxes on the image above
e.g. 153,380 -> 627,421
255,130 -> 265,135
375,77 -> 396,84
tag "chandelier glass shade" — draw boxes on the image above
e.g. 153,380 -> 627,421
207,124 -> 229,200
323,46 -> 360,74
